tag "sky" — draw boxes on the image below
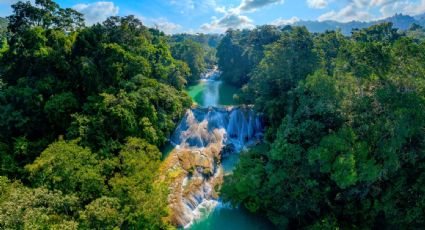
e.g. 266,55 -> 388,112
1,0 -> 425,34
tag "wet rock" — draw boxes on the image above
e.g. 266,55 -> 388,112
159,106 -> 263,228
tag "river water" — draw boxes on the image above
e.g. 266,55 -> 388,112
186,79 -> 240,107
175,70 -> 274,230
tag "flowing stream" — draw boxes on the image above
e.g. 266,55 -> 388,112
161,68 -> 274,230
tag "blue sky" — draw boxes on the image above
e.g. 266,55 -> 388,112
1,0 -> 425,33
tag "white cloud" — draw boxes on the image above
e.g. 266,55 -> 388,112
307,0 -> 328,9
355,0 -> 397,8
271,16 -> 300,25
201,0 -> 285,32
378,1 -> 411,18
73,2 -> 119,25
318,3 -> 372,22
201,12 -> 254,32
238,0 -> 284,12
397,0 -> 425,16
215,6 -> 227,13
136,15 -> 183,34
152,18 -> 183,34
317,0 -> 425,22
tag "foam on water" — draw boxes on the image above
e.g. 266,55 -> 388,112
164,68 -> 265,228
171,108 -> 263,150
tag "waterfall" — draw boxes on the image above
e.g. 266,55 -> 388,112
164,106 -> 263,228
171,107 -> 263,151
160,68 -> 263,228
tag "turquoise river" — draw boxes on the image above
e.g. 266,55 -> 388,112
176,73 -> 275,230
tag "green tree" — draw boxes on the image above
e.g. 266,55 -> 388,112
242,26 -> 319,127
25,140 -> 105,202
108,138 -> 171,229
223,23 -> 425,229
0,176 -> 80,230
171,39 -> 206,84
79,197 -> 123,230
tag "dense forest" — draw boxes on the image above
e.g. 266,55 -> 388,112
2,0 -> 425,229
218,22 -> 425,229
169,33 -> 221,83
0,0 -> 201,229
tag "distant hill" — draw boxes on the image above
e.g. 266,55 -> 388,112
291,14 -> 424,35
170,33 -> 223,48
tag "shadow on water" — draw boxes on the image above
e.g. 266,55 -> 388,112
160,141 -> 175,160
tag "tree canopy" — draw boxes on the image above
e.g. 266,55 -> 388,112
0,0 -> 196,228
221,23 -> 425,229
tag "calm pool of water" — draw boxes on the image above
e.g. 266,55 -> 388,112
164,77 -> 274,230
189,203 -> 275,230
186,80 -> 240,107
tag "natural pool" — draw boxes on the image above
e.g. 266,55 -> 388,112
184,78 -> 274,230
189,203 -> 275,230
186,79 -> 240,107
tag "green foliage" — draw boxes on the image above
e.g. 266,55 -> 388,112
26,140 -> 105,202
0,17 -> 7,46
171,39 -> 206,84
170,33 -> 222,69
44,92 -> 79,131
406,23 -> 425,41
7,0 -> 84,33
0,176 -> 80,230
221,23 -> 425,229
217,26 -> 281,86
171,33 -> 222,48
216,29 -> 250,86
79,197 -> 123,230
0,0 -> 194,229
242,27 -> 320,126
108,138 -> 170,229
0,0 -> 191,175
68,75 -> 190,152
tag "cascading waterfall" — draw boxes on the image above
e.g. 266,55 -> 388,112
171,107 -> 263,151
160,68 -> 263,228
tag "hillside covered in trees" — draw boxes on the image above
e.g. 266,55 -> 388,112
0,0 -> 198,229
168,33 -> 221,84
2,0 -> 425,229
290,13 -> 425,35
218,22 -> 425,229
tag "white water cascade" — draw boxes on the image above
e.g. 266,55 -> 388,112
160,69 -> 263,228
171,107 -> 263,151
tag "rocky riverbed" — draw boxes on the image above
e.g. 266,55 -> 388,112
159,106 -> 263,228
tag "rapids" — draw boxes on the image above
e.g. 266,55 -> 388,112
171,107 -> 263,151
160,68 -> 271,229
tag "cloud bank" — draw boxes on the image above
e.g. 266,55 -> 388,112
239,0 -> 284,12
202,0 -> 285,32
318,0 -> 425,22
73,1 -> 119,25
